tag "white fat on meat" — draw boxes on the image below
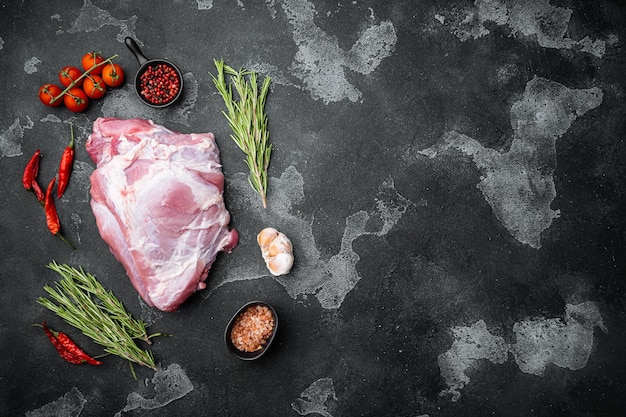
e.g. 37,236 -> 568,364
86,118 -> 238,312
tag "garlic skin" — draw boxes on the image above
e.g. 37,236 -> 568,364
257,227 -> 294,276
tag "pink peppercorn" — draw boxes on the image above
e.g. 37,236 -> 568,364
139,63 -> 181,105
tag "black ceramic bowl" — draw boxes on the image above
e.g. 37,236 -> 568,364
224,301 -> 278,360
124,37 -> 184,108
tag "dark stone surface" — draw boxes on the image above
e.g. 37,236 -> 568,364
1,0 -> 625,416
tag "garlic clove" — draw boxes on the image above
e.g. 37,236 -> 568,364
257,227 -> 279,251
267,252 -> 294,276
267,234 -> 292,257
257,227 -> 294,276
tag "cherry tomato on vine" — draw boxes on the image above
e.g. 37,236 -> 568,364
64,88 -> 89,112
81,51 -> 104,74
83,74 -> 107,99
38,84 -> 64,107
59,66 -> 84,88
102,63 -> 125,87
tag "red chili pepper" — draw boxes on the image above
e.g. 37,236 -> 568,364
57,124 -> 75,198
32,180 -> 45,204
22,149 -> 41,191
56,332 -> 102,365
45,177 -> 60,235
44,177 -> 75,250
42,322 -> 84,364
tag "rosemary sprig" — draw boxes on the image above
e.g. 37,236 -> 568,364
211,59 -> 272,208
37,261 -> 162,373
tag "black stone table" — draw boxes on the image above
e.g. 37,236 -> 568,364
1,1 -> 625,416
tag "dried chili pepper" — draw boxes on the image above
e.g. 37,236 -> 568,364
32,180 -> 45,204
42,321 -> 83,364
56,331 -> 102,365
45,177 -> 60,235
22,149 -> 41,191
57,124 -> 75,198
23,150 -> 45,204
44,176 -> 75,250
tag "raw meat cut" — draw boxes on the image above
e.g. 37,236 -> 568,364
86,118 -> 238,312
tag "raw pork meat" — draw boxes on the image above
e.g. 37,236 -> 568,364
86,118 -> 238,312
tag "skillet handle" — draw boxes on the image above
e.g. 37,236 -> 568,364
125,37 -> 149,65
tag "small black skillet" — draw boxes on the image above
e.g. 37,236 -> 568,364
124,37 -> 184,108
